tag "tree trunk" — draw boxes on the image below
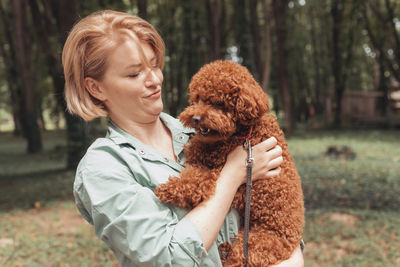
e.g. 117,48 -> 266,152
378,53 -> 389,116
384,0 -> 400,82
233,0 -> 253,70
219,0 -> 227,56
261,0 -> 272,92
363,2 -> 389,115
28,0 -> 87,168
12,0 -> 42,153
308,1 -> 322,108
272,0 -> 292,134
137,0 -> 147,19
365,1 -> 400,83
54,0 -> 89,169
182,0 -> 203,79
331,0 -> 344,127
28,0 -> 66,109
249,0 -> 263,82
207,0 -> 221,61
331,0 -> 359,127
65,114 -> 89,169
0,1 -> 23,136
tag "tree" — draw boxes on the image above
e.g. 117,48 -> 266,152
362,1 -> 392,115
137,0 -> 147,19
382,0 -> 400,82
232,0 -> 254,72
261,0 -> 272,91
12,0 -> 42,153
207,0 -> 222,60
27,0 -> 90,168
249,0 -> 263,82
272,0 -> 292,134
330,0 -> 361,127
0,1 -> 23,135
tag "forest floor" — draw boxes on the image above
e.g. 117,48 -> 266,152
0,129 -> 399,266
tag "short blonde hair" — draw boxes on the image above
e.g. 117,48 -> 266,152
62,10 -> 165,121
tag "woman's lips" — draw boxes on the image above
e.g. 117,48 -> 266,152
145,89 -> 161,98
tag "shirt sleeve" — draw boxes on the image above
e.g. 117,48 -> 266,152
73,147 -> 208,266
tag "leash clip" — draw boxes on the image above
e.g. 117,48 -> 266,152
243,140 -> 254,167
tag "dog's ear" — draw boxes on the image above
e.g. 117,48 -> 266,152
236,83 -> 269,124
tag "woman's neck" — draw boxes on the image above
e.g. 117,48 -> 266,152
110,113 -> 176,160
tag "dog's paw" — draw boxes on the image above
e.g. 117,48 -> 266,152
154,177 -> 194,209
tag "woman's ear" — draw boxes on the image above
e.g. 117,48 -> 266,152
84,77 -> 107,101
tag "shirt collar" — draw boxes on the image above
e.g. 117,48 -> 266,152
106,112 -> 194,149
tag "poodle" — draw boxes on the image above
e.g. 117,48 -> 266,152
154,60 -> 305,266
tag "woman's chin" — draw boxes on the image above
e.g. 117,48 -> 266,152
149,101 -> 164,116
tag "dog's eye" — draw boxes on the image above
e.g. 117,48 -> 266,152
216,102 -> 224,107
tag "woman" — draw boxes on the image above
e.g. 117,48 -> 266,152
62,10 -> 304,267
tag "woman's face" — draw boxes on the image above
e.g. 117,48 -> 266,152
96,38 -> 164,124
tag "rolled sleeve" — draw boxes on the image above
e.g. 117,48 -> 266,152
172,218 -> 207,264
75,166 -> 208,266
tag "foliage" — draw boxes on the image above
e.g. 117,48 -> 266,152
1,0 -> 399,130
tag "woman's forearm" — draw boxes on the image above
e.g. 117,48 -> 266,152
184,167 -> 241,251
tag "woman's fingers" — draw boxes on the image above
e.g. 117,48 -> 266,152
255,137 -> 278,152
267,145 -> 282,159
247,136 -> 284,181
268,155 -> 283,170
266,167 -> 281,178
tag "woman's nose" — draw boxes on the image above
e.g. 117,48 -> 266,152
144,68 -> 162,87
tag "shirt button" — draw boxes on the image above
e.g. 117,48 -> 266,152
139,150 -> 145,156
163,157 -> 169,162
179,135 -> 185,141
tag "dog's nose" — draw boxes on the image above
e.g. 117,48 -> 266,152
192,115 -> 201,125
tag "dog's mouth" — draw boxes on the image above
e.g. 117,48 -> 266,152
199,127 -> 211,136
195,126 -> 221,137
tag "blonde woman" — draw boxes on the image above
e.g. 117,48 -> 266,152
62,10 -> 303,267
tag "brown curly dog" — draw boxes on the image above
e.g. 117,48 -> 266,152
154,60 -> 304,266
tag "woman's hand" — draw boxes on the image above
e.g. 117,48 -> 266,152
270,246 -> 304,267
222,137 -> 283,188
186,137 -> 283,251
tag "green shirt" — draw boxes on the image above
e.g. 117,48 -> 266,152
73,112 -> 240,267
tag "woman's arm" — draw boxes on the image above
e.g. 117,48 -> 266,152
74,140 -> 221,266
185,137 -> 283,250
271,246 -> 304,267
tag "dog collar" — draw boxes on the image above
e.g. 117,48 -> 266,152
234,126 -> 254,141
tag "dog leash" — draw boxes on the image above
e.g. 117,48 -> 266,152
234,126 -> 254,267
243,139 -> 254,267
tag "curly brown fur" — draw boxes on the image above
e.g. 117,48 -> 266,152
154,60 -> 305,266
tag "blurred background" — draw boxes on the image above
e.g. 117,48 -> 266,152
0,0 -> 399,266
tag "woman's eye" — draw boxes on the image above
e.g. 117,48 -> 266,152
128,73 -> 139,78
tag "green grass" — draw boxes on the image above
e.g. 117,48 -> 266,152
0,129 -> 399,266
303,209 -> 400,266
288,129 -> 400,210
0,201 -> 118,266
